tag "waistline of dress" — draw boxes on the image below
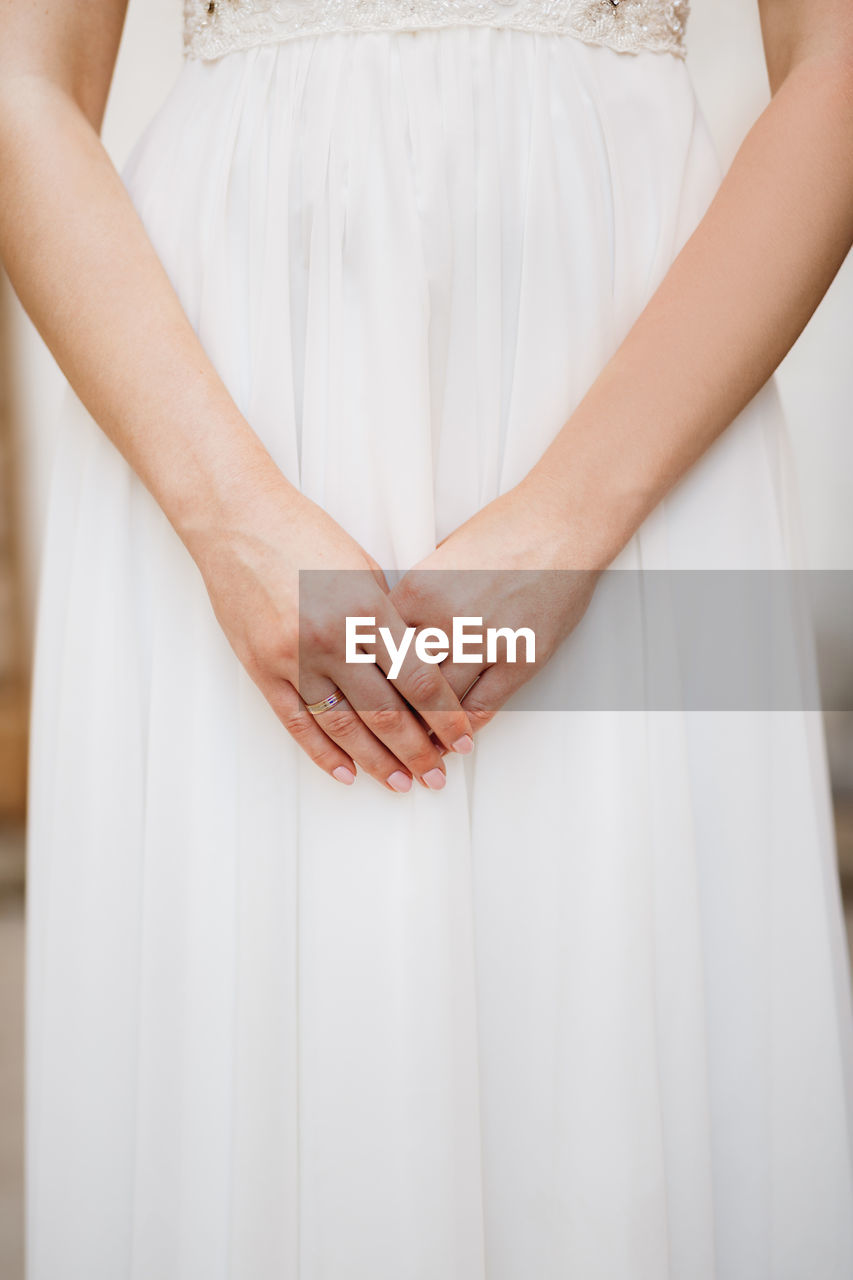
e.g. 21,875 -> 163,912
183,0 -> 689,61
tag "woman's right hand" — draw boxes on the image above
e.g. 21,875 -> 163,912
184,464 -> 475,793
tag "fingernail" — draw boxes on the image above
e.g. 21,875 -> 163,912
422,768 -> 447,791
333,766 -> 356,785
388,771 -> 413,793
452,734 -> 474,755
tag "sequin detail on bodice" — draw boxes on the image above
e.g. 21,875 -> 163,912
183,0 -> 689,60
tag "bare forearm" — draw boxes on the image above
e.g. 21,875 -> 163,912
0,73 -> 285,548
532,47 -> 853,567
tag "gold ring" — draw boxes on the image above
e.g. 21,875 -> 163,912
305,687 -> 346,716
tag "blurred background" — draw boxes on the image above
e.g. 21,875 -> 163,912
1,0 -> 852,1275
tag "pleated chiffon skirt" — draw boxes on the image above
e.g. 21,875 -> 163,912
26,25 -> 853,1279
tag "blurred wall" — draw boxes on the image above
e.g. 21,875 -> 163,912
6,0 -> 853,780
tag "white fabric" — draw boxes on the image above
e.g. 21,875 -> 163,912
182,0 -> 690,61
26,26 -> 853,1280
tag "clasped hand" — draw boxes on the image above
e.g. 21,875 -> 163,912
193,465 -> 598,793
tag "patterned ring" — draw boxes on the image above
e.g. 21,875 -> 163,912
305,688 -> 347,716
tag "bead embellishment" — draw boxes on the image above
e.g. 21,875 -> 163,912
183,0 -> 689,61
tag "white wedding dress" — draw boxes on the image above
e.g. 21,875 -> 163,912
25,2 -> 853,1277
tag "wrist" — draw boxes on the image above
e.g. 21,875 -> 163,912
163,418 -> 296,563
518,460 -> 644,572
523,394 -> 670,568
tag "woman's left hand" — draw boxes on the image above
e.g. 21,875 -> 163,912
388,472 -> 602,740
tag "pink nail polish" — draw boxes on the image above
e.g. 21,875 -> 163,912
452,734 -> 474,754
422,768 -> 447,791
388,771 -> 413,793
333,766 -> 356,785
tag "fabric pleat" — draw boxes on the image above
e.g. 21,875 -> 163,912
25,26 -> 853,1280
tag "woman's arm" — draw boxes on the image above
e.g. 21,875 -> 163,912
0,1 -> 272,536
0,1 -> 474,790
528,0 -> 853,568
391,0 -> 853,731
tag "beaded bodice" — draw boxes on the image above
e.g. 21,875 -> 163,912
183,0 -> 689,61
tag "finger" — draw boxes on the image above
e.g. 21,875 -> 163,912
264,679 -> 358,786
411,664 -> 485,742
329,661 -> 456,788
299,676 -> 426,794
425,670 -> 487,753
295,571 -> 465,770
459,664 -> 519,734
370,600 -> 475,754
